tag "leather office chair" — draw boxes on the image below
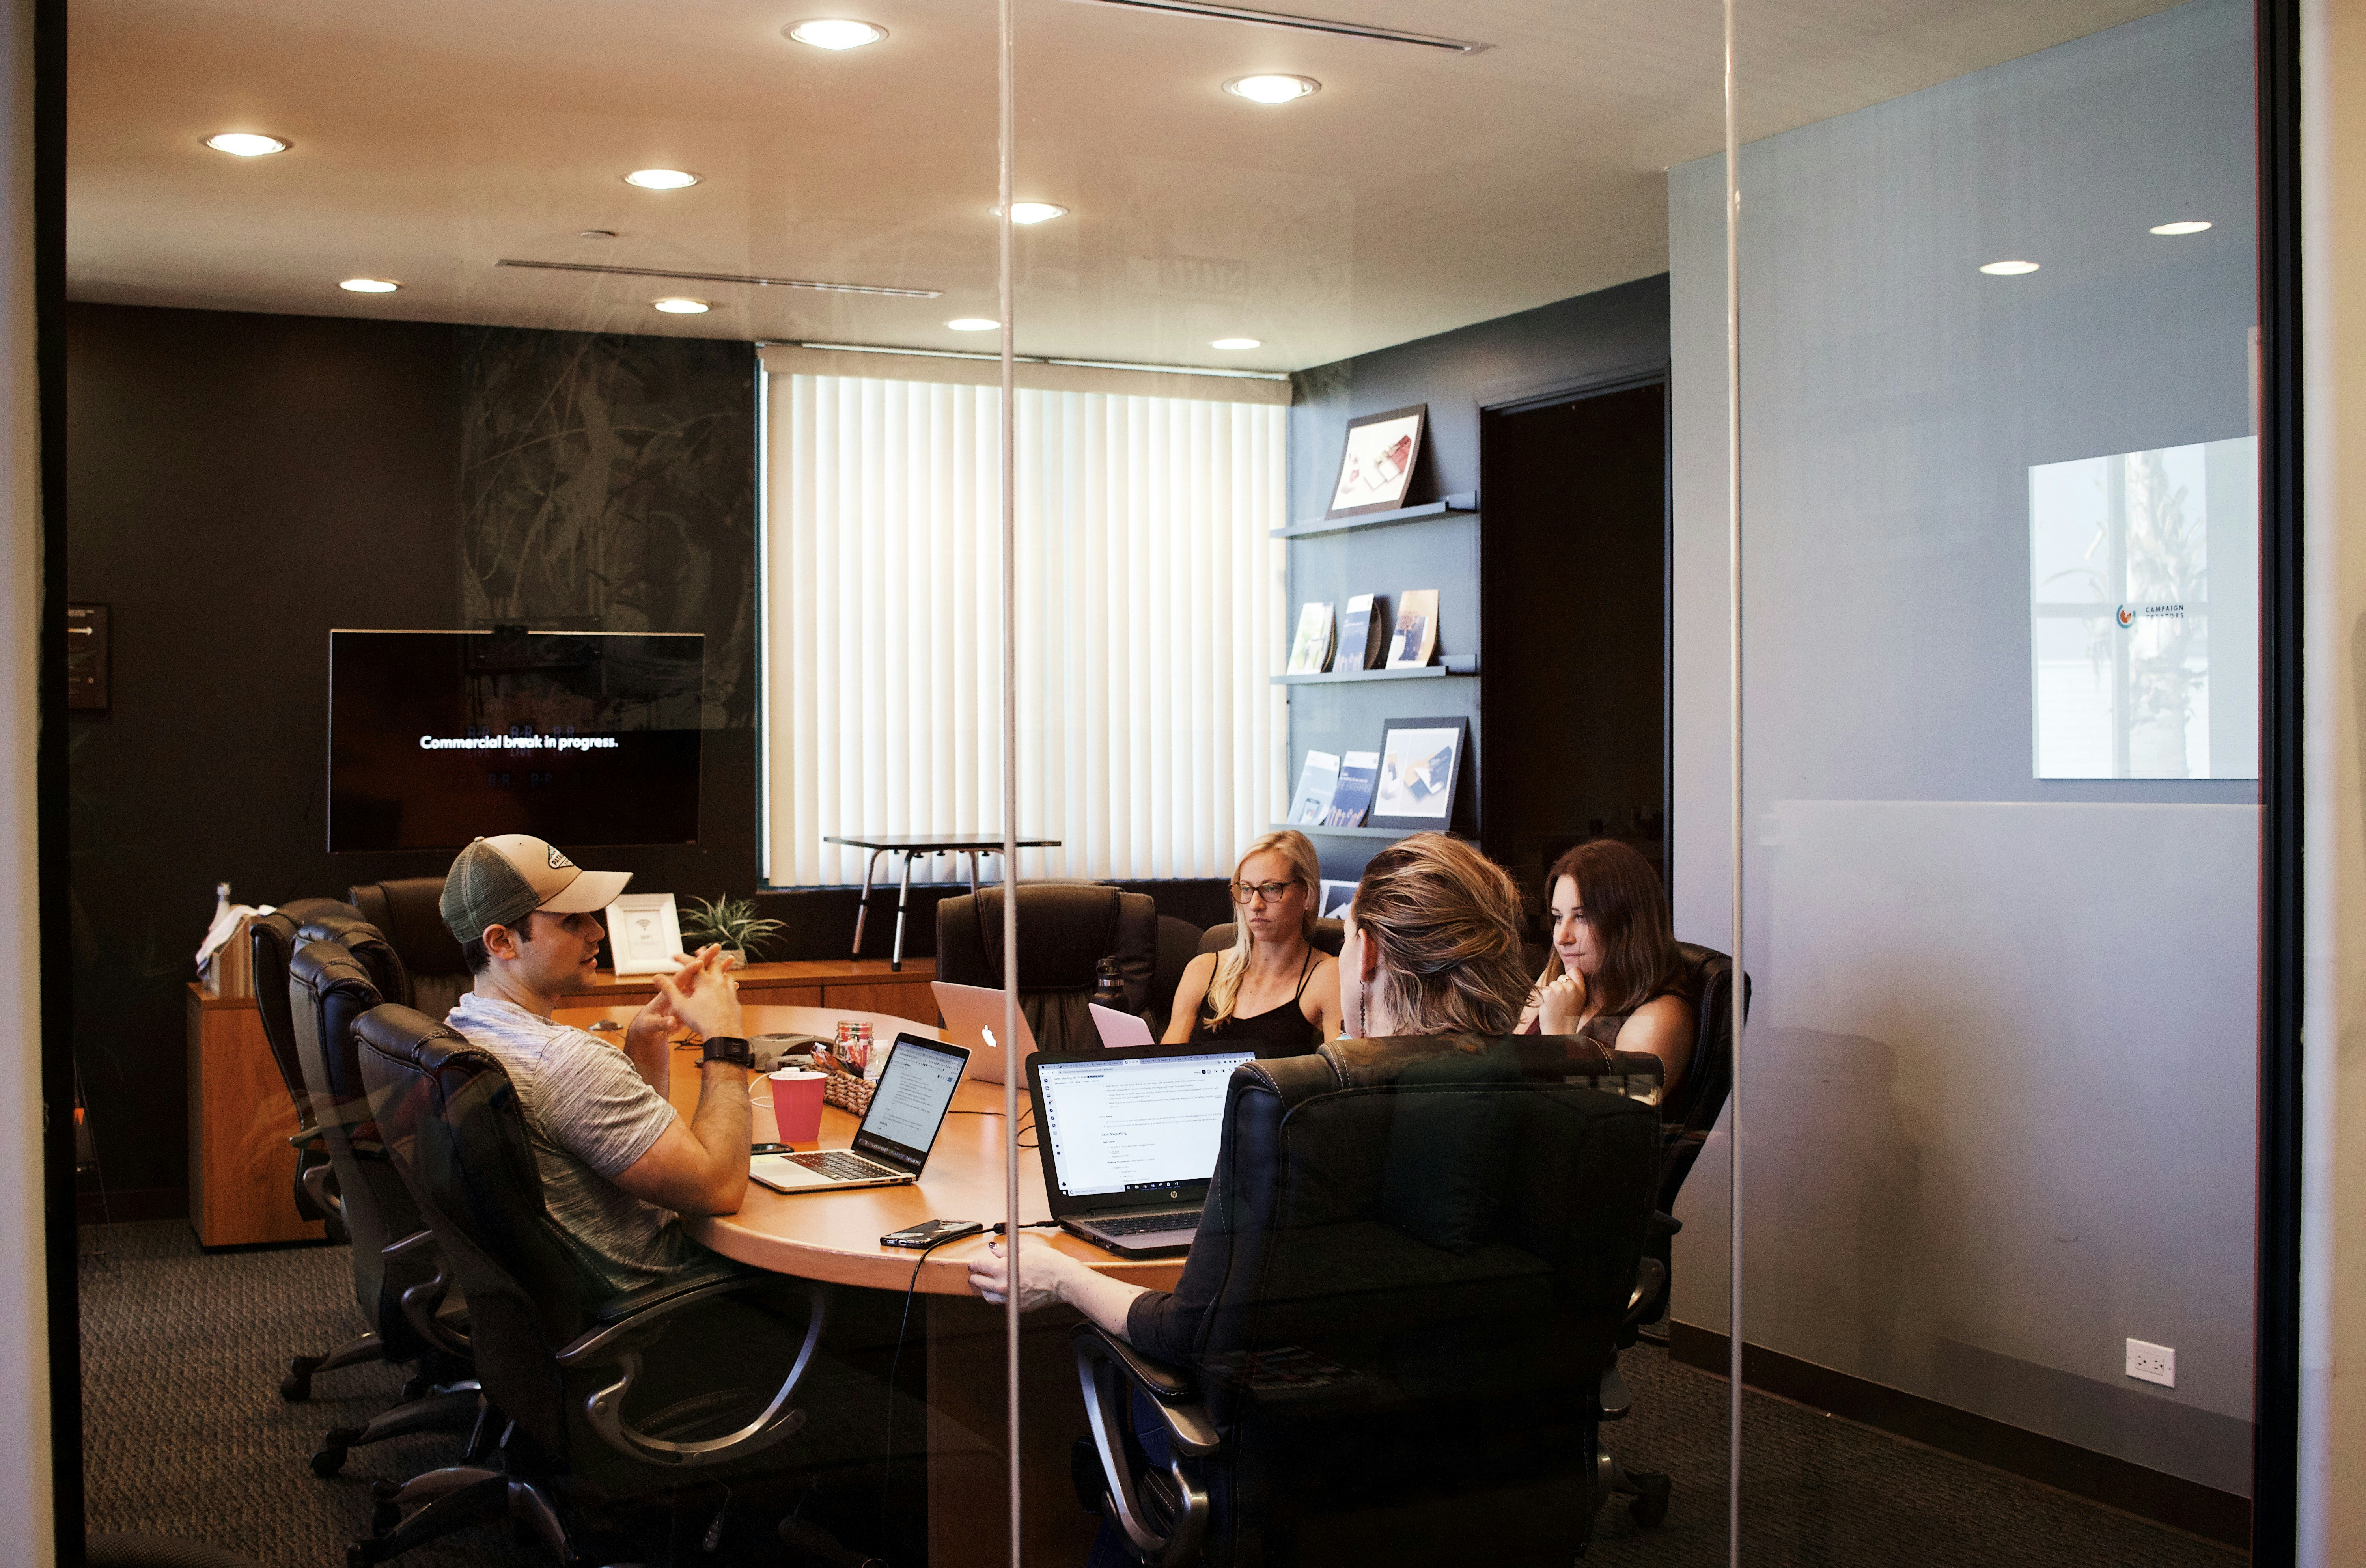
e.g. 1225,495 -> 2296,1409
287,938 -> 480,1479
350,1004 -> 828,1566
348,877 -> 470,1020
934,884 -> 1158,1051
1146,916 -> 1206,1038
1071,1034 -> 1670,1567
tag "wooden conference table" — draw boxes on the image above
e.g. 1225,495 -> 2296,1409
648,1005 -> 1178,1567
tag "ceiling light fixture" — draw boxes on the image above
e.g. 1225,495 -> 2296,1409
991,202 -> 1070,224
945,318 -> 1000,332
2150,220 -> 2213,235
1979,259 -> 2040,276
1210,337 -> 1261,350
339,278 -> 399,293
653,297 -> 711,314
204,132 -> 289,157
1224,74 -> 1320,104
787,18 -> 888,48
624,168 -> 700,190
497,258 -> 942,298
580,229 -> 618,239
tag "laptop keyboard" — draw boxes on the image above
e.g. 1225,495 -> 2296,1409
786,1150 -> 898,1181
1089,1210 -> 1201,1236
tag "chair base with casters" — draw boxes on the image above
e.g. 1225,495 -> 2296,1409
281,1330 -> 379,1403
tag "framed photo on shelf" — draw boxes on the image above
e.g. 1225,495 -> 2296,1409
1324,404 -> 1427,520
1368,716 -> 1468,832
1317,879 -> 1358,922
604,892 -> 684,975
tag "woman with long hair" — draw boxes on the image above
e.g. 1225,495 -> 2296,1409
1162,828 -> 1339,1050
1517,838 -> 1693,1087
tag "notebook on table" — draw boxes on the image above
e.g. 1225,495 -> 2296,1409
1026,1043 -> 1256,1257
748,1034 -> 968,1192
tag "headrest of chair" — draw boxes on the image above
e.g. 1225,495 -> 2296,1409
295,912 -> 410,1005
355,1003 -> 476,1072
279,896 -> 363,928
1197,918 -> 1344,958
349,876 -> 467,977
1317,1034 -> 1573,1089
290,936 -> 380,1000
964,884 -> 1142,990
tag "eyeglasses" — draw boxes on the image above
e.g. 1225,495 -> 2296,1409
1228,879 -> 1302,904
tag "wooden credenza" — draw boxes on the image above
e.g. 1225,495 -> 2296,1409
185,958 -> 939,1247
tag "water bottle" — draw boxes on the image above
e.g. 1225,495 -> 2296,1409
1092,957 -> 1127,1012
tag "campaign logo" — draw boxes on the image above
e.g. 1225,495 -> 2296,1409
2116,606 -> 2136,628
2116,603 -> 2185,629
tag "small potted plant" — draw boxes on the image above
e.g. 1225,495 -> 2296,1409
678,895 -> 787,967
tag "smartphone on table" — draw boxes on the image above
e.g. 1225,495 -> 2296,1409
881,1219 -> 985,1249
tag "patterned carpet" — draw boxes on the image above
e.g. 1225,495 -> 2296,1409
78,1221 -> 2246,1566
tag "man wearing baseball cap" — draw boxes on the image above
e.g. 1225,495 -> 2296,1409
440,833 -> 767,1294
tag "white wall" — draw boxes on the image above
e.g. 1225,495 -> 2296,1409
2299,0 -> 2366,1558
1668,0 -> 2259,1494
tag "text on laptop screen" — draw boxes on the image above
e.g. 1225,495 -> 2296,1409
857,1038 -> 966,1157
1037,1050 -> 1254,1197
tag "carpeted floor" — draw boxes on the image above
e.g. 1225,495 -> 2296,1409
80,1220 -> 2247,1567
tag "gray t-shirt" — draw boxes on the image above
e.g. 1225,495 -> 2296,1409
446,992 -> 707,1296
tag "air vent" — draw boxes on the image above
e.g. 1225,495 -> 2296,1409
495,259 -> 942,299
1056,0 -> 1485,53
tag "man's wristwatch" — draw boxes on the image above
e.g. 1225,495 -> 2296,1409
698,1035 -> 754,1069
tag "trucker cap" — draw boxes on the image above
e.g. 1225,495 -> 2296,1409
440,833 -> 633,945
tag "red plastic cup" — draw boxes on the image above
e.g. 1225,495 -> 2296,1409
766,1069 -> 827,1145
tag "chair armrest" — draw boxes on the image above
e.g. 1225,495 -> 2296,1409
377,1229 -> 469,1357
287,1122 -> 326,1151
560,1276 -> 828,1470
1625,1256 -> 1668,1329
299,1156 -> 341,1219
1073,1325 -> 1214,1568
1096,1327 -> 1198,1406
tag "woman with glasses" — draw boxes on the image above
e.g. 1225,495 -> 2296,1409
1161,828 -> 1340,1050
1516,838 -> 1694,1089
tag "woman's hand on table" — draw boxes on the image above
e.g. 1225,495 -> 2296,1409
968,1232 -> 1153,1340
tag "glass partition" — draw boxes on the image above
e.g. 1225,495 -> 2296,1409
1708,0 -> 2263,1559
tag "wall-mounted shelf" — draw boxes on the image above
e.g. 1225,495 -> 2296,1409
1270,822 -> 1410,839
1272,661 -> 1476,686
1271,493 -> 1477,541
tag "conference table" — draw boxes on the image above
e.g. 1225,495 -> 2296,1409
646,1005 -> 1179,1568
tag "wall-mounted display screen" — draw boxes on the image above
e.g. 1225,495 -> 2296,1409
2029,437 -> 2258,779
328,629 -> 703,852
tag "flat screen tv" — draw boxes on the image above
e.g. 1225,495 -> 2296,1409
329,629 -> 703,853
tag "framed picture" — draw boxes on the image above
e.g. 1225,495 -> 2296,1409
604,892 -> 683,975
1317,878 -> 1358,921
1369,716 -> 1469,832
67,603 -> 108,711
1324,404 -> 1427,520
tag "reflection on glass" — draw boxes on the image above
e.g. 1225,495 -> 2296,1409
2031,438 -> 2258,779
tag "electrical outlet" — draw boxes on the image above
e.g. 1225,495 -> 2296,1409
2126,1338 -> 2176,1388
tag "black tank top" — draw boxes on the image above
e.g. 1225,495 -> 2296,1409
1200,948 -> 1323,1053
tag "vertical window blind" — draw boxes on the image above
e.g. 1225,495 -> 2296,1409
762,352 -> 1288,887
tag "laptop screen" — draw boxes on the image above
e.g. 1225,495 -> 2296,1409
851,1035 -> 968,1170
1034,1048 -> 1255,1200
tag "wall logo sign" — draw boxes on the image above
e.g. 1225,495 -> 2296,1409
2117,606 -> 2136,627
2115,602 -> 2186,629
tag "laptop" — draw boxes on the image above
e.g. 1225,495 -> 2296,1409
1026,1043 -> 1257,1256
748,1034 -> 969,1193
1088,1002 -> 1156,1048
931,981 -> 1037,1084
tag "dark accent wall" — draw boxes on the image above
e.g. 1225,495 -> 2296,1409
1285,275 -> 1671,885
67,303 -> 759,1201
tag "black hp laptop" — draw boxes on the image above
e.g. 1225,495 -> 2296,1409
1026,1043 -> 1256,1256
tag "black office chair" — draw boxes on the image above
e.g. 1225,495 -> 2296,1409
250,898 -> 368,1402
350,1004 -> 829,1566
934,884 -> 1159,1051
1146,915 -> 1206,1038
1193,917 -> 1344,958
349,877 -> 470,1020
1070,1034 -> 1669,1567
287,937 -> 480,1479
1640,943 -> 1750,1321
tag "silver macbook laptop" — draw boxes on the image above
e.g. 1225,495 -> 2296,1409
1026,1043 -> 1256,1256
749,1034 -> 968,1193
931,981 -> 1037,1083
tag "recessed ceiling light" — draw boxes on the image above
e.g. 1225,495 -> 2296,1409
204,132 -> 289,157
1210,337 -> 1261,351
787,18 -> 887,49
2151,220 -> 2213,236
1979,259 -> 2041,275
945,318 -> 1000,332
991,202 -> 1069,225
653,297 -> 711,314
339,278 -> 399,293
580,229 -> 618,240
1224,74 -> 1320,104
624,169 -> 700,190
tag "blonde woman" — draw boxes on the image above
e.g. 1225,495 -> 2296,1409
1162,830 -> 1340,1052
